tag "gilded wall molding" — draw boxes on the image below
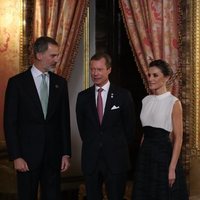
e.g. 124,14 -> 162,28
190,0 -> 200,158
176,0 -> 190,183
20,0 -> 34,72
19,0 -> 24,72
83,6 -> 90,89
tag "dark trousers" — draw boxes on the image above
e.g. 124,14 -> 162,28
17,164 -> 61,200
85,153 -> 126,200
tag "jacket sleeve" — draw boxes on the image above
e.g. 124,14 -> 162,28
4,78 -> 21,160
75,92 -> 85,141
60,79 -> 71,157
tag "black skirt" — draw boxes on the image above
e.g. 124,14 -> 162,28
132,126 -> 188,200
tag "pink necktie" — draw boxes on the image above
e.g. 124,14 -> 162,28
97,88 -> 103,124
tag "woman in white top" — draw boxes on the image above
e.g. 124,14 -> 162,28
132,59 -> 188,200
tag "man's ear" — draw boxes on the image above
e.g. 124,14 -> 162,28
36,52 -> 43,60
108,67 -> 112,74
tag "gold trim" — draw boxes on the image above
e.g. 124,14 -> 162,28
19,0 -> 34,72
191,0 -> 200,158
19,0 -> 24,72
83,6 -> 90,89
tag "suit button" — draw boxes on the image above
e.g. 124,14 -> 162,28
100,132 -> 103,135
99,143 -> 103,147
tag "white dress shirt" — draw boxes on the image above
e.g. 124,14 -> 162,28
31,65 -> 50,98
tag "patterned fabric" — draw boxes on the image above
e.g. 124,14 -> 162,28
33,0 -> 89,79
119,0 -> 180,95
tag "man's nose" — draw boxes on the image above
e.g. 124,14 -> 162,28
93,70 -> 98,75
55,55 -> 60,63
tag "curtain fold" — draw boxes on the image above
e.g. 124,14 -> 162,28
119,0 -> 180,95
33,0 -> 89,79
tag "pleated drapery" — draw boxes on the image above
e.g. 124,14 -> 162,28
119,0 -> 180,95
33,0 -> 89,79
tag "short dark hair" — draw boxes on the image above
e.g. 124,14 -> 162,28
149,59 -> 173,77
90,53 -> 112,69
33,36 -> 58,58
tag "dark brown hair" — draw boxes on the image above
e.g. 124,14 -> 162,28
33,36 -> 58,58
90,53 -> 112,69
149,59 -> 173,77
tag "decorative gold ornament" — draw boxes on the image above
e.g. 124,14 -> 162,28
191,0 -> 200,158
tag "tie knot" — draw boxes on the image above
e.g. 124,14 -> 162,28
98,88 -> 103,93
41,73 -> 47,79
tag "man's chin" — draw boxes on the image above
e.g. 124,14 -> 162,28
49,68 -> 56,72
47,66 -> 56,73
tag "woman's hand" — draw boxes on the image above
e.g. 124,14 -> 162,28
168,167 -> 176,188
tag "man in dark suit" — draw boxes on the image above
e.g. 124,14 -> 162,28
76,53 -> 136,200
4,36 -> 71,200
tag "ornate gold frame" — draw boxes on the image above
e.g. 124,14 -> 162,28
190,0 -> 200,158
19,0 -> 24,72
83,6 -> 90,89
20,0 -> 26,72
20,0 -> 34,72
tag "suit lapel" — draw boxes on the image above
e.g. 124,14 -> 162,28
46,72 -> 57,119
24,69 -> 44,116
47,73 -> 55,117
101,84 -> 115,125
89,84 -> 116,126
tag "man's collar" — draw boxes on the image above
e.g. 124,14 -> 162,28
31,65 -> 49,77
95,81 -> 110,92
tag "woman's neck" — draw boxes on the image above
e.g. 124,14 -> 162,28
153,88 -> 167,95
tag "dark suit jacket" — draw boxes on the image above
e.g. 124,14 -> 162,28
76,84 -> 135,175
4,68 -> 71,170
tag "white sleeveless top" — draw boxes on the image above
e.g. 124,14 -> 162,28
140,92 -> 178,132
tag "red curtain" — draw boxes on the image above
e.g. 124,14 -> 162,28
33,0 -> 89,79
119,0 -> 180,95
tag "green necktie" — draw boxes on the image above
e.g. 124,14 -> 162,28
40,73 -> 49,118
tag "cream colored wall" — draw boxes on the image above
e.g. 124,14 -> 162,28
67,40 -> 84,177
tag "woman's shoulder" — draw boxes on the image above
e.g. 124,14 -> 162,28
142,92 -> 179,104
168,93 -> 179,103
142,94 -> 154,102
